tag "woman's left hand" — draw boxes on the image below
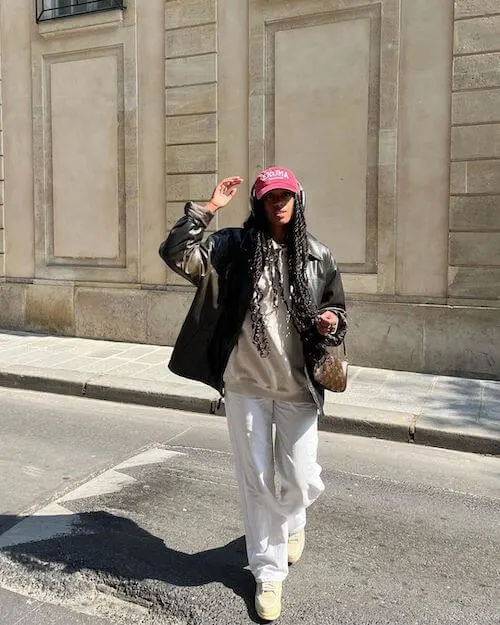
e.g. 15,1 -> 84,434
316,311 -> 338,336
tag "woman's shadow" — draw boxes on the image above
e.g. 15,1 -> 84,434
0,511 -> 264,623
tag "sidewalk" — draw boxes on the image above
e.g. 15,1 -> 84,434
0,329 -> 498,455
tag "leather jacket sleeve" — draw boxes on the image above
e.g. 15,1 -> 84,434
318,251 -> 347,346
158,202 -> 216,287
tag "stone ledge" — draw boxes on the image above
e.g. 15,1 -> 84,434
38,9 -> 124,39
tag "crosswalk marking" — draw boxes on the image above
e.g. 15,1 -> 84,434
0,447 -> 185,549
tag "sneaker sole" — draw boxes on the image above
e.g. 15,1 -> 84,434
256,605 -> 282,621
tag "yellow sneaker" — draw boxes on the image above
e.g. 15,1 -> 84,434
287,529 -> 305,564
255,581 -> 282,621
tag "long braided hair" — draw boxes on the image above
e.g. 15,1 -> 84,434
243,193 -> 317,357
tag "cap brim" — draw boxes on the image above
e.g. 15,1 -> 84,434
255,181 -> 299,200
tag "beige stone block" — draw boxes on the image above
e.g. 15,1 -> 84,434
166,173 -> 216,202
165,0 -> 216,30
466,160 -> 500,193
423,306 -> 499,378
0,207 -> 3,229
0,229 -> 3,254
167,114 -> 217,145
448,266 -> 500,299
346,301 -> 425,371
453,52 -> 500,90
165,24 -> 216,59
0,254 -> 4,277
166,54 -> 216,88
451,124 -> 500,160
166,84 -> 216,116
452,89 -> 500,124
450,162 -> 467,194
348,300 -> 499,378
25,284 -> 74,334
0,181 -> 4,206
454,15 -> 500,54
146,289 -> 195,345
449,232 -> 500,266
166,143 -> 216,174
455,0 -> 500,19
75,288 -> 148,343
166,202 -> 187,230
166,266 -> 190,287
450,195 -> 500,231
0,283 -> 26,328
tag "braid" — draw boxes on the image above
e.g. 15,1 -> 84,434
249,229 -> 270,357
287,196 -> 317,333
243,195 -> 316,358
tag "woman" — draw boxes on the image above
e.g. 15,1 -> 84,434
159,167 -> 347,621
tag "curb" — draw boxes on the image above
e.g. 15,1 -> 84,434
0,367 -> 498,456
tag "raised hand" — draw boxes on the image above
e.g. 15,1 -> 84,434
205,177 -> 243,213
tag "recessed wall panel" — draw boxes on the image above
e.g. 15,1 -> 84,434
274,19 -> 370,265
49,53 -> 122,261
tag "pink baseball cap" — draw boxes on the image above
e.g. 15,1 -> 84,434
253,166 -> 300,200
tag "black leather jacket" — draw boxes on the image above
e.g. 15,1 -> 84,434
159,202 -> 347,406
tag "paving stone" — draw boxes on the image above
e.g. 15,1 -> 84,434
136,350 -> 171,365
105,362 -> 154,377
76,358 -> 130,375
84,347 -> 129,359
116,345 -> 164,360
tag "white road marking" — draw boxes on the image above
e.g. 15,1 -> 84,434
21,465 -> 45,478
114,448 -> 181,471
0,503 -> 77,549
57,469 -> 136,503
0,447 -> 185,548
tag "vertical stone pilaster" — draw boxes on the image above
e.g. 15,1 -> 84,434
449,1 -> 500,302
165,0 -> 218,284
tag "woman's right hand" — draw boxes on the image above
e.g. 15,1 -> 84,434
205,177 -> 243,213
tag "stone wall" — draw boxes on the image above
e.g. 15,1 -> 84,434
449,0 -> 500,303
0,0 -> 498,379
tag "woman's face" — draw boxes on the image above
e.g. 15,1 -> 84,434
262,189 -> 295,229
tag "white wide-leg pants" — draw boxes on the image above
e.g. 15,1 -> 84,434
225,390 -> 325,582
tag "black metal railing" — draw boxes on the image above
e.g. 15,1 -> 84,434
36,0 -> 125,23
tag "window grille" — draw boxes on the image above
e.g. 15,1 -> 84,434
36,0 -> 125,23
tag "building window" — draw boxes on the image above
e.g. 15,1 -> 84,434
36,1 -> 125,22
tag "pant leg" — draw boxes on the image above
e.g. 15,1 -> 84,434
225,391 -> 289,582
274,400 -> 325,535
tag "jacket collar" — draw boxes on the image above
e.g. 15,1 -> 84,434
307,235 -> 322,261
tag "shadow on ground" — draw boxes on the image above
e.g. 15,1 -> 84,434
0,512 -> 261,623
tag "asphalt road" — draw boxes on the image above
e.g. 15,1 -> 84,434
0,387 -> 499,625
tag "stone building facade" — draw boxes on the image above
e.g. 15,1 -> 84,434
0,0 -> 498,378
